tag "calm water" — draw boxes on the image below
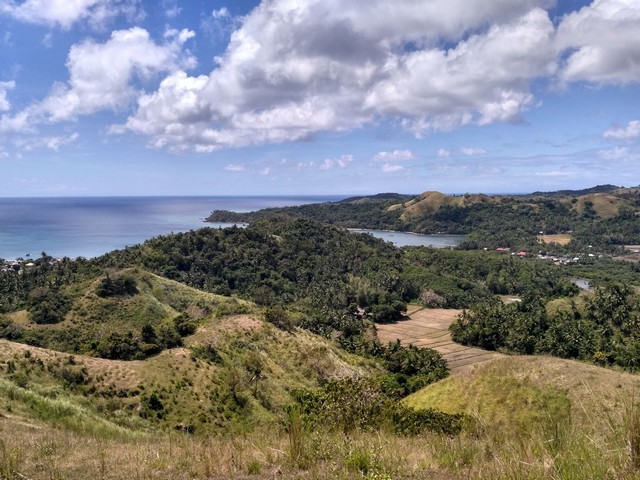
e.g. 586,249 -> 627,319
0,196 -> 341,260
0,197 -> 464,260
349,229 -> 465,248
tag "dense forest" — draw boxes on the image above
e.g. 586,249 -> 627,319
208,184 -> 640,252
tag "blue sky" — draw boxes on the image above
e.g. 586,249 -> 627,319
0,0 -> 639,196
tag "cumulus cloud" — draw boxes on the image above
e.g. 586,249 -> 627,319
372,149 -> 416,162
8,0 -> 639,155
603,120 -> 640,140
556,0 -> 640,85
0,81 -> 15,112
162,0 -> 180,18
115,0 -> 559,151
11,27 -> 195,128
212,7 -> 230,19
436,148 -> 451,158
320,154 -> 354,170
0,0 -> 141,29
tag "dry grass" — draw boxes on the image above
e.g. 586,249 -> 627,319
537,233 -> 572,245
3,345 -> 640,478
571,193 -> 624,218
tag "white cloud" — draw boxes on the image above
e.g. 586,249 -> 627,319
598,146 -> 630,160
603,120 -> 640,140
212,7 -> 230,19
382,163 -> 405,173
0,109 -> 31,134
13,131 -> 79,151
8,0 -> 639,156
115,0 -> 558,151
0,80 -> 15,112
556,0 -> 640,85
373,149 -> 416,162
224,163 -> 246,172
0,0 -> 141,29
319,154 -> 353,170
436,148 -> 451,157
162,0 -> 181,18
459,147 -> 487,156
25,27 -> 195,124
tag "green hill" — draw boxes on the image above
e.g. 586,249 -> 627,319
207,185 -> 640,252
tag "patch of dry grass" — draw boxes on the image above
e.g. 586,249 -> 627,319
537,233 -> 572,245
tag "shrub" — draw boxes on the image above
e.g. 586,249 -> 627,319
264,306 -> 295,331
391,405 -> 467,436
28,287 -> 71,325
96,273 -> 138,297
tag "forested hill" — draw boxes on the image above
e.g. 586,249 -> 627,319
207,185 -> 640,251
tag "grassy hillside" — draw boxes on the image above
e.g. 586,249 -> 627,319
404,355 -> 640,478
3,267 -> 253,358
0,309 -> 378,436
3,352 -> 640,478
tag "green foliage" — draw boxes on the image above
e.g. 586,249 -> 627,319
96,218 -> 407,339
391,405 -> 466,436
206,186 -> 640,252
96,272 -> 138,297
28,287 -> 71,324
451,284 -> 640,370
173,313 -> 197,336
190,343 -> 223,364
294,376 -> 466,436
263,306 -> 295,331
141,391 -> 165,419
294,377 -> 394,433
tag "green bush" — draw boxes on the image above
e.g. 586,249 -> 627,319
28,287 -> 71,325
391,405 -> 467,436
96,273 -> 138,297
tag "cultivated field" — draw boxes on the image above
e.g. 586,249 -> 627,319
376,306 -> 503,373
537,233 -> 572,245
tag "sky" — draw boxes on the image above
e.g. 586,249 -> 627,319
0,0 -> 639,196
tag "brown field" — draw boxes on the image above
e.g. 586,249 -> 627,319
537,233 -> 572,245
376,307 -> 503,373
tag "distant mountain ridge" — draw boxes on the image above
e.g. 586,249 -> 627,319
207,185 -> 640,251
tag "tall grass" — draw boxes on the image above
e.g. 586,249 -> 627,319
0,378 -> 142,439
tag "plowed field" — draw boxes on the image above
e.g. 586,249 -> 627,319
376,306 -> 503,374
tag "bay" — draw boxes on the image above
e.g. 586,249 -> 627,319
0,196 -> 342,260
349,229 -> 465,248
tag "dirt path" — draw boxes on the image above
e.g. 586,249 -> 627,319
376,306 -> 503,374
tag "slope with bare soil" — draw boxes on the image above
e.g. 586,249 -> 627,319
376,306 -> 503,373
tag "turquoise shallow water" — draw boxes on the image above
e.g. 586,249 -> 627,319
0,196 -> 341,260
0,196 -> 464,260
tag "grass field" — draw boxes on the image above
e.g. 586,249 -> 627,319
537,233 -> 572,245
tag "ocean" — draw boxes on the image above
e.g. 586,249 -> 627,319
0,196 -> 341,260
0,196 -> 464,260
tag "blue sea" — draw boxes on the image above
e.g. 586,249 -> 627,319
0,196 -> 340,260
0,196 -> 464,260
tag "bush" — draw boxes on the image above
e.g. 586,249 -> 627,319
391,405 -> 467,436
264,306 -> 295,331
28,287 -> 71,325
96,273 -> 138,297
294,377 -> 391,433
